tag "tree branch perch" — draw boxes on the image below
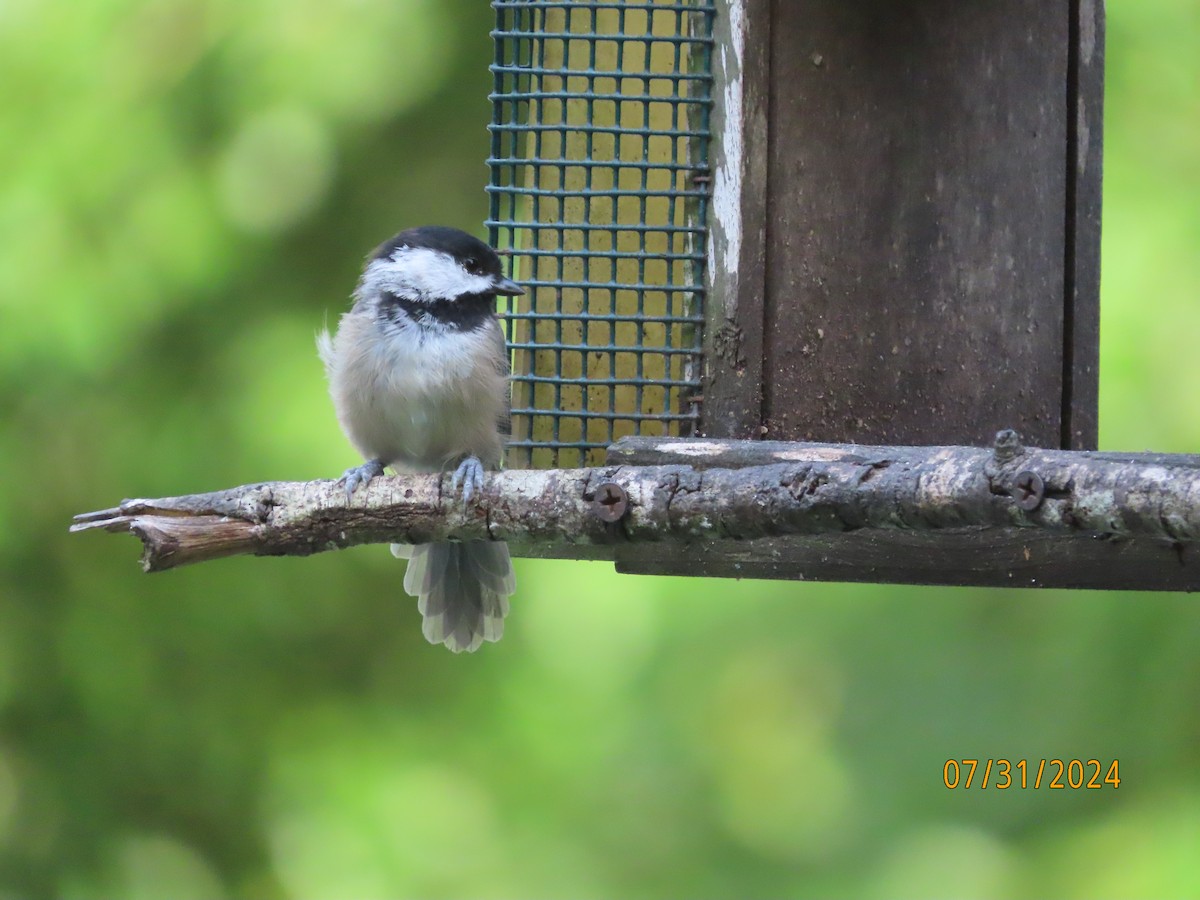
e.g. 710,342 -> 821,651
73,434 -> 1200,587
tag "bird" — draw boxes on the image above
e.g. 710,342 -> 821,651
317,225 -> 522,652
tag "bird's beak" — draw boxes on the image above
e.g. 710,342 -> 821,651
493,277 -> 525,296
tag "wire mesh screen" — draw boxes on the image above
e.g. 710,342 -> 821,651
488,0 -> 715,469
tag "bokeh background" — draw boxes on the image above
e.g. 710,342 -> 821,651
2,1 -> 1199,897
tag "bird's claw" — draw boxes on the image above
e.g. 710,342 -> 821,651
338,458 -> 385,500
452,456 -> 485,506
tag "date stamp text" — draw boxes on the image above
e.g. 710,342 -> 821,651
943,759 -> 1120,790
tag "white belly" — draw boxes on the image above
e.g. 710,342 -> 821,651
322,312 -> 506,470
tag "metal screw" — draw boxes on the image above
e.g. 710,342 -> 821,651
592,482 -> 628,523
1012,471 -> 1045,511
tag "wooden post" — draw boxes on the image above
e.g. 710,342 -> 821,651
701,0 -> 1105,450
701,0 -> 771,439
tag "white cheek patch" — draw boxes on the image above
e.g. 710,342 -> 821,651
363,247 -> 495,300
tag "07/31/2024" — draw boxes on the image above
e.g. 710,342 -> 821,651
943,759 -> 1121,790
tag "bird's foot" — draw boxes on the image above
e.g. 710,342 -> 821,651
451,456 -> 486,506
338,458 -> 385,499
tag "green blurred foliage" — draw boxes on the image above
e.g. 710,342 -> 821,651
1,0 -> 1198,897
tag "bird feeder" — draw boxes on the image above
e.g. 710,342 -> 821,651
479,0 -> 1161,589
487,0 -> 1105,463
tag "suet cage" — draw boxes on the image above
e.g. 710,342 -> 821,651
487,0 -> 716,470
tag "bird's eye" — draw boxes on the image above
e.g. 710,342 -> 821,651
464,257 -> 480,273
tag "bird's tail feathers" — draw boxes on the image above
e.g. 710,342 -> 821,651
395,541 -> 514,653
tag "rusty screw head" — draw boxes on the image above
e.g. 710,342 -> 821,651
1011,470 -> 1045,512
592,482 -> 628,523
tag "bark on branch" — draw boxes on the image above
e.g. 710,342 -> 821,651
72,433 -> 1200,575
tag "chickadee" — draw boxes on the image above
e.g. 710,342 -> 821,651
317,226 -> 523,653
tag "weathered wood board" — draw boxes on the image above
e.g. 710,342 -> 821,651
704,0 -> 1104,450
